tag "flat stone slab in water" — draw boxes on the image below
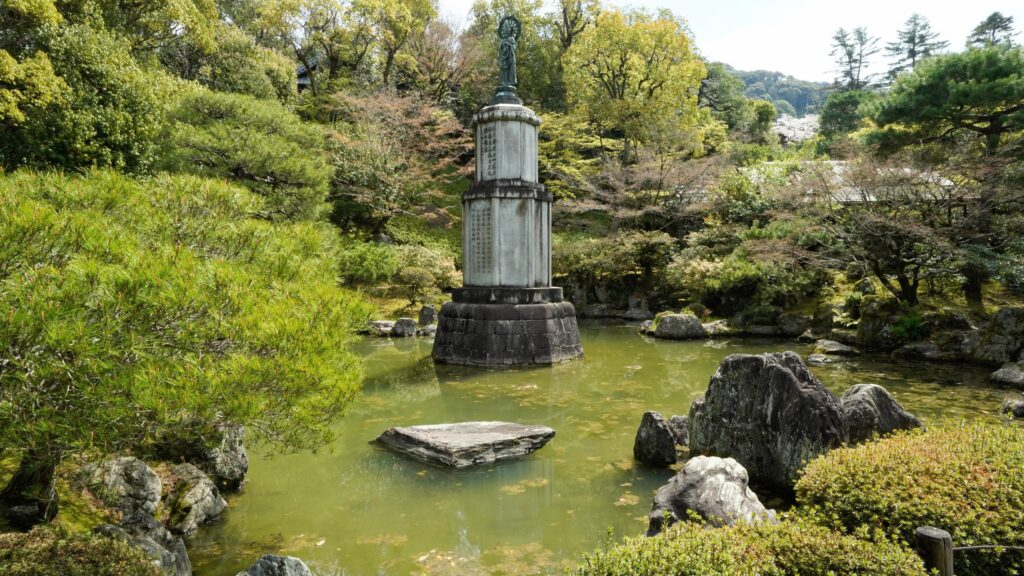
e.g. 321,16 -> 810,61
375,422 -> 555,468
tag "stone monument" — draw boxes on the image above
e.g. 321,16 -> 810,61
433,15 -> 583,367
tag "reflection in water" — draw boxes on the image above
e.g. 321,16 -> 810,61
189,322 -> 1010,575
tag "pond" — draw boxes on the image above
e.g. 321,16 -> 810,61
188,322 -> 1008,576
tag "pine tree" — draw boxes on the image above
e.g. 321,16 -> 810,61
831,26 -> 879,90
885,14 -> 948,80
967,12 -> 1017,48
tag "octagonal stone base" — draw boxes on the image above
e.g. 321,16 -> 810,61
432,299 -> 583,367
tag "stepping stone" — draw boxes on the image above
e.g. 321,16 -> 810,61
374,421 -> 555,468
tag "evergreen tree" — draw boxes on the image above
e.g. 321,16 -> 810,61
885,14 -> 948,80
967,12 -> 1017,48
831,27 -> 879,91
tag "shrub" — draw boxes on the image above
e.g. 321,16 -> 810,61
338,240 -> 400,286
796,421 -> 1024,576
0,527 -> 159,576
573,518 -> 925,576
159,89 -> 330,221
0,170 -> 371,523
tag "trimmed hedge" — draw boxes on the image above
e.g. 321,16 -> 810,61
573,518 -> 925,575
0,527 -> 159,576
796,421 -> 1024,576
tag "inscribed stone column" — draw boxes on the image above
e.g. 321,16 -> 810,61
432,15 -> 583,367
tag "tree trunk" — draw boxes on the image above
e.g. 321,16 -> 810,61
0,448 -> 61,529
963,263 -> 985,308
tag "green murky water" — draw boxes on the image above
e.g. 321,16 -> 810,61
188,322 -> 1010,576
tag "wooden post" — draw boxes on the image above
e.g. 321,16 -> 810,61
916,526 -> 954,576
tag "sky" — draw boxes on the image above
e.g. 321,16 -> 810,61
435,0 -> 1024,82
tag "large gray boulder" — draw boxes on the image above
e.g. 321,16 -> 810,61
166,463 -> 227,536
392,317 -> 417,338
633,412 -> 677,466
654,313 -> 706,340
647,456 -> 775,536
95,518 -> 191,576
81,457 -> 162,522
688,352 -> 848,487
991,362 -> 1024,387
236,555 -> 313,576
418,305 -> 437,326
375,421 -> 554,468
368,320 -> 394,336
840,384 -> 922,444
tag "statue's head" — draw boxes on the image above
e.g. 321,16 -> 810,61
498,15 -> 521,41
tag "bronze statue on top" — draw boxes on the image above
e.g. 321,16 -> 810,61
493,15 -> 522,105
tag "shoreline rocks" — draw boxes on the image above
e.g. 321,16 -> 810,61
165,463 -> 227,537
653,313 -> 705,340
236,554 -> 313,576
374,421 -> 555,468
840,384 -> 922,444
813,339 -> 859,356
689,352 -> 848,487
647,456 -> 775,536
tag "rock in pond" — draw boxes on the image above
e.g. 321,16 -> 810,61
688,352 -> 848,487
654,313 -> 706,340
418,305 -> 437,326
153,423 -> 249,492
368,320 -> 394,336
667,415 -> 689,447
1002,398 -> 1024,418
236,555 -> 313,576
95,519 -> 191,576
991,362 -> 1024,387
81,457 -> 162,522
165,463 -> 227,536
840,384 -> 922,444
647,456 -> 775,536
805,353 -> 833,366
392,317 -> 417,338
702,320 -> 735,338
813,339 -> 860,356
375,422 -> 555,468
633,412 -> 677,466
892,341 -> 943,360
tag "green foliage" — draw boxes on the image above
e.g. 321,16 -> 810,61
0,170 -> 372,501
0,527 -> 160,576
186,23 -> 297,101
338,240 -> 400,286
870,46 -> 1024,155
160,89 -> 330,221
0,24 -> 170,171
819,89 -> 879,143
563,8 -> 705,155
748,99 -> 777,144
709,171 -> 776,224
538,112 -> 607,200
699,62 -> 753,130
553,230 -> 676,281
796,421 -> 1024,576
889,308 -> 926,342
967,12 -> 1017,48
573,517 -> 925,576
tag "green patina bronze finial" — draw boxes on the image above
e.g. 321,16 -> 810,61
492,15 -> 522,105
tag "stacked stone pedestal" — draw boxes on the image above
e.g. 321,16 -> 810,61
434,289 -> 582,366
433,102 -> 583,367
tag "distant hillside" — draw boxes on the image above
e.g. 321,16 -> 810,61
729,66 -> 830,118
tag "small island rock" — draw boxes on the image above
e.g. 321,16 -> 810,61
840,384 -> 922,444
375,421 -> 555,468
633,412 -> 677,466
236,555 -> 313,576
654,313 -> 706,340
814,339 -> 860,356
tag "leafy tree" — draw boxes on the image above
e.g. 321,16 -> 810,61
554,0 -> 599,51
698,62 -> 753,130
885,13 -> 948,80
967,11 -> 1017,48
563,8 -> 705,162
735,69 -> 827,117
160,89 -> 331,221
0,170 -> 371,525
407,18 -> 487,105
831,26 -> 879,90
323,92 -> 472,233
772,99 -> 797,117
748,100 -> 777,144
